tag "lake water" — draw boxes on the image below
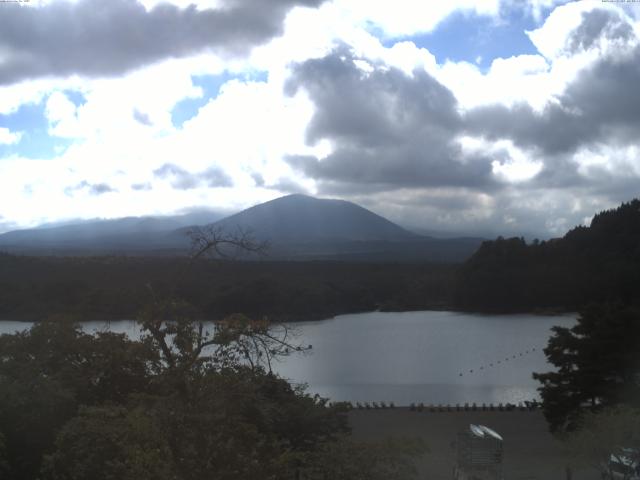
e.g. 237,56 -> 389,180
0,310 -> 575,406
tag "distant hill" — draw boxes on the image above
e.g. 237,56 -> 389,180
454,199 -> 640,311
0,194 -> 483,262
0,210 -> 224,254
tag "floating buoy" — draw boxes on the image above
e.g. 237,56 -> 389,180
459,373 -> 463,376
480,366 -> 484,370
469,369 -> 473,373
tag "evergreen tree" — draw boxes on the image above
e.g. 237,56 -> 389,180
534,304 -> 640,431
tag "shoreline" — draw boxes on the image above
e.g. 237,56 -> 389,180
0,307 -> 577,323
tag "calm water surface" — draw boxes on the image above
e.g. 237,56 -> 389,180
0,311 -> 575,405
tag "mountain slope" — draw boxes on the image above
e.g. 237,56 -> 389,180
455,198 -> 640,311
0,210 -> 223,251
208,194 -> 416,243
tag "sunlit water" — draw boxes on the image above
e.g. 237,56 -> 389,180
0,311 -> 575,406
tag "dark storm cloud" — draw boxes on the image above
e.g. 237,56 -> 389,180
464,41 -> 640,196
470,5 -> 640,148
465,42 -> 640,156
268,177 -> 308,194
153,162 -> 232,190
565,8 -> 635,54
64,181 -> 116,196
0,0 -> 324,85
284,48 -> 498,193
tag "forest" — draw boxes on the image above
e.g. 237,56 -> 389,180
455,199 -> 640,312
0,255 -> 455,322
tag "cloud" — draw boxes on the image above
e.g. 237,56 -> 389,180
464,42 -> 640,157
0,0 -> 324,86
2,0 -> 639,239
527,3 -> 638,60
284,47 -> 500,194
565,8 -> 635,54
133,109 -> 153,126
131,182 -> 153,191
460,5 -> 640,195
153,162 -> 233,190
251,172 -> 265,187
278,4 -> 640,236
333,0 -> 501,38
201,166 -> 234,188
267,176 -> 309,194
64,180 -> 117,196
0,127 -> 22,145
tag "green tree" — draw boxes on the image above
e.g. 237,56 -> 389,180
0,318 -> 156,479
533,304 -> 640,431
41,405 -> 175,480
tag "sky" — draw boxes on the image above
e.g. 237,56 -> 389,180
1,0 -> 640,238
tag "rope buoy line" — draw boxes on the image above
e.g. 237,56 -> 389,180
458,347 -> 539,377
331,401 -> 542,412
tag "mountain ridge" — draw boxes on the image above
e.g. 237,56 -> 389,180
0,194 -> 483,262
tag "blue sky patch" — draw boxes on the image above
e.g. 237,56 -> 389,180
390,9 -> 542,70
0,100 -> 72,159
64,89 -> 87,107
171,70 -> 268,128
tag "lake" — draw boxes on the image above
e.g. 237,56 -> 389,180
0,310 -> 575,406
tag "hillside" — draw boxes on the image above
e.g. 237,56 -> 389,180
454,199 -> 640,311
0,194 -> 483,263
0,210 -> 223,252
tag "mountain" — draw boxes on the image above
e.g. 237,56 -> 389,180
455,198 -> 640,311
0,210 -> 224,253
0,194 -> 484,262
209,194 -> 416,243
169,194 -> 481,262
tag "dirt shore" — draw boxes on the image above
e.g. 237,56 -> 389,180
349,408 -> 600,480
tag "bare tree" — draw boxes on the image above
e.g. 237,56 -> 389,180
186,225 -> 268,261
138,226 -> 309,390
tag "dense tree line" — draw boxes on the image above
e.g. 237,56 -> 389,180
0,255 -> 455,322
455,199 -> 640,312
